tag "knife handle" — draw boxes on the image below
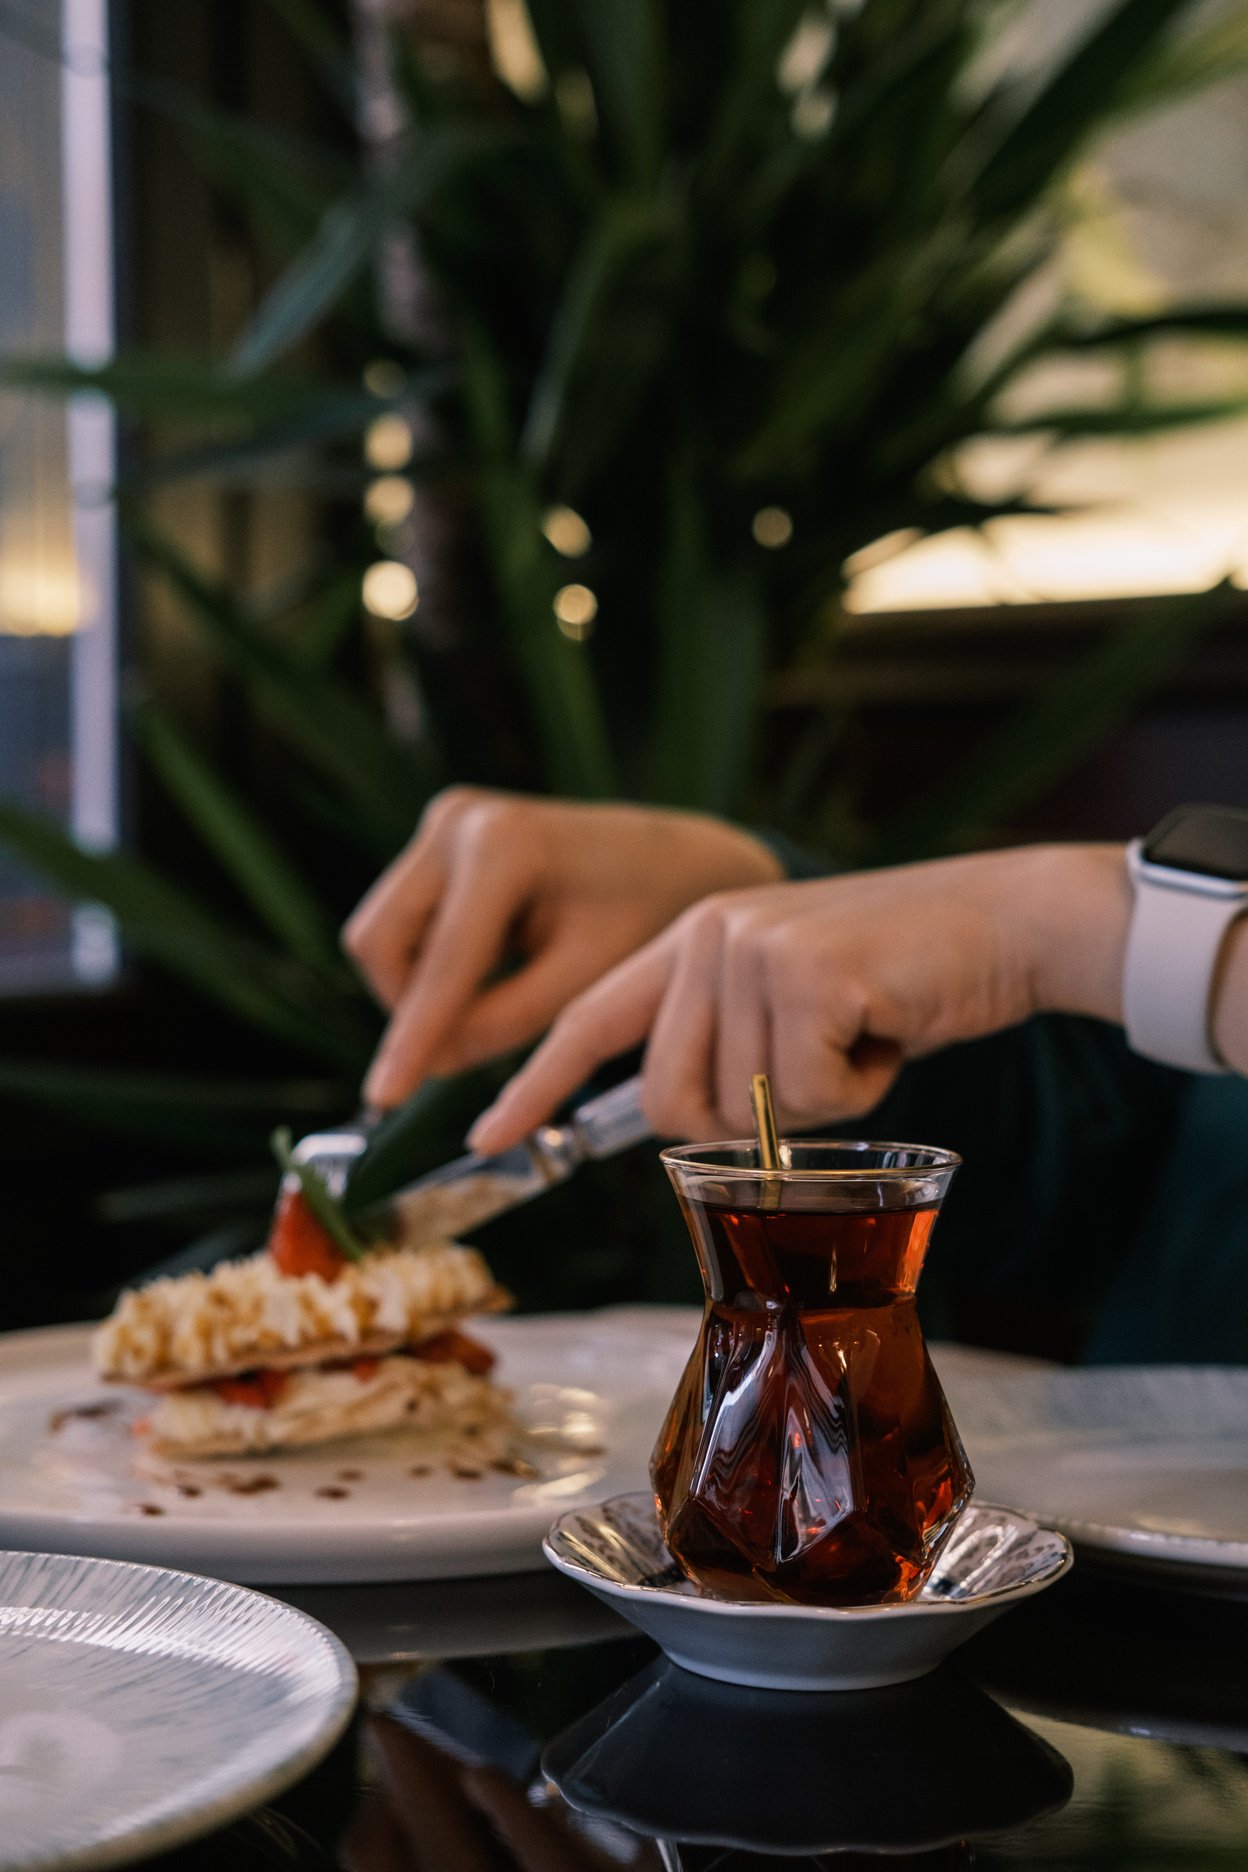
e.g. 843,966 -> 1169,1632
570,1076 -> 652,1159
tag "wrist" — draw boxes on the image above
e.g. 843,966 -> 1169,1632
1211,916 -> 1248,1074
1014,843 -> 1133,1024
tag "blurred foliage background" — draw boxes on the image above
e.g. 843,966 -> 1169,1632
4,0 -> 1248,1317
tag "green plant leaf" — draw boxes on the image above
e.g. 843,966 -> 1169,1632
578,0 -> 666,187
995,395 -> 1248,438
228,125 -> 514,378
870,583 -> 1241,863
481,464 -> 619,797
694,0 -> 809,187
459,320 -> 617,797
255,0 -> 358,116
648,472 -> 763,816
1117,6 -> 1248,112
0,798 -> 368,1067
1054,305 -> 1248,349
0,1060 -> 343,1152
130,521 -> 431,845
967,0 -> 1201,222
285,566 -> 372,668
127,71 -> 354,238
131,694 -> 347,975
520,196 -> 671,476
97,1168 -> 280,1225
0,352 -> 372,425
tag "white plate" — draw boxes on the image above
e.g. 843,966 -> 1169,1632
0,1310 -> 694,1584
939,1361 -> 1248,1591
0,1547 -> 355,1872
543,1493 -> 1072,1691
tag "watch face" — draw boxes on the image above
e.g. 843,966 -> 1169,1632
1143,804 -> 1248,882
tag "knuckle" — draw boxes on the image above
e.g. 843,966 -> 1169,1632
460,796 -> 523,858
678,897 -> 725,944
422,783 -> 486,832
340,913 -> 370,960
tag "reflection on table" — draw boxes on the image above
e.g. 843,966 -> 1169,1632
121,1562 -> 1248,1872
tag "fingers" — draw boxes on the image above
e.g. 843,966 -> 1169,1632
364,831 -> 529,1107
467,940 -> 672,1151
343,834 -> 447,1013
636,908 -> 724,1139
714,914 -> 770,1135
767,979 -> 903,1129
423,940 -> 603,1078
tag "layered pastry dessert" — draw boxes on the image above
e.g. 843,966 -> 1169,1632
94,1162 -> 512,1460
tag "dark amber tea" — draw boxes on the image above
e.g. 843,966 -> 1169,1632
653,1143 -> 972,1608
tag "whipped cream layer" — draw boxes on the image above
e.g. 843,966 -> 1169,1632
95,1242 -> 506,1386
143,1354 -> 510,1458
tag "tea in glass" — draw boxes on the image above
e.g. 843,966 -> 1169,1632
652,1142 -> 972,1607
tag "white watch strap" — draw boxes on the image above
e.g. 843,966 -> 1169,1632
1124,840 -> 1247,1073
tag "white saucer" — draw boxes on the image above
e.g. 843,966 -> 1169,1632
543,1493 -> 1071,1692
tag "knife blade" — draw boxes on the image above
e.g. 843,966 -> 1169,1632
358,1075 -> 652,1246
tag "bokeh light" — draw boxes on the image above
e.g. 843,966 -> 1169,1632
365,414 -> 414,471
752,506 -> 794,549
363,560 -> 419,620
364,359 -> 407,398
553,583 -> 597,640
365,476 -> 416,526
541,505 -> 592,557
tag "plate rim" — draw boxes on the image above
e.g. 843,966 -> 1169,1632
0,1545 -> 358,1872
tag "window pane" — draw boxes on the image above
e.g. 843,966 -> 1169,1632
0,0 -> 118,988
847,2 -> 1248,615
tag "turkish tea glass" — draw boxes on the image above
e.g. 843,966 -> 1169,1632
652,1141 -> 973,1607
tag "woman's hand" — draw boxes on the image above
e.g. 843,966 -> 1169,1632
468,843 -> 1132,1149
344,787 -> 782,1107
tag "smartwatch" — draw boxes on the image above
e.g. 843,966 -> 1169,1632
1124,803 -> 1248,1073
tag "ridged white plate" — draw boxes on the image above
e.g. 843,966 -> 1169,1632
940,1363 -> 1248,1593
543,1493 -> 1072,1691
0,1311 -> 693,1583
0,1548 -> 355,1872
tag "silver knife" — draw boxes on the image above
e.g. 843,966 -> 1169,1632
289,1077 -> 652,1247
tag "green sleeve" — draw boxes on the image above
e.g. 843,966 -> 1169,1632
749,828 -> 830,882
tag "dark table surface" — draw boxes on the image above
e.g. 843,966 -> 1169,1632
123,1556 -> 1248,1872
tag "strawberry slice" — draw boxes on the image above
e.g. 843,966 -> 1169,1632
412,1330 -> 497,1376
268,1186 -> 346,1281
214,1369 -> 290,1409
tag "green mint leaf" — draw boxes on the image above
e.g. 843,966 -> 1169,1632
270,1126 -> 367,1263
